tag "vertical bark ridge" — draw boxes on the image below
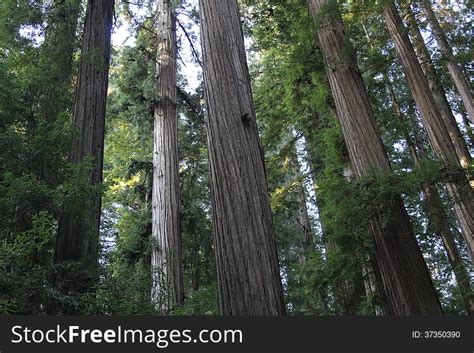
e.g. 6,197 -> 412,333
388,79 -> 473,315
419,0 -> 474,123
403,3 -> 472,169
309,0 -> 442,315
55,0 -> 114,285
200,0 -> 285,315
151,0 -> 184,313
383,1 -> 473,260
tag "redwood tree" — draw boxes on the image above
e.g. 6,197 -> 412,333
387,80 -> 473,315
151,0 -> 185,312
403,3 -> 471,169
419,0 -> 474,123
55,0 -> 115,282
309,0 -> 442,315
382,1 -> 473,260
199,0 -> 285,315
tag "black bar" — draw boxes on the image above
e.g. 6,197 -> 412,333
0,316 -> 472,352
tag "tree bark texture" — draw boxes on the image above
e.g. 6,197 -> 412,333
459,107 -> 474,147
403,3 -> 471,169
199,0 -> 285,315
383,2 -> 473,260
151,0 -> 185,312
309,0 -> 442,315
420,0 -> 474,123
388,79 -> 473,315
55,0 -> 114,271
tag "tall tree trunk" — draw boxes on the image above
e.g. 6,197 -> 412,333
309,0 -> 442,315
388,80 -> 474,315
199,0 -> 285,315
184,170 -> 202,293
383,1 -> 474,260
32,0 -> 81,250
42,0 -> 81,121
34,0 -> 81,188
459,107 -> 474,148
151,0 -> 184,313
55,0 -> 114,283
296,211 -> 330,314
296,187 -> 313,265
403,3 -> 471,169
190,217 -> 201,293
289,144 -> 314,264
419,0 -> 474,123
424,188 -> 474,315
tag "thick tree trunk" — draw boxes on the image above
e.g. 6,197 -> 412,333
419,0 -> 474,123
309,0 -> 442,315
55,0 -> 114,277
151,0 -> 184,313
383,2 -> 474,261
388,80 -> 474,315
199,0 -> 285,315
403,3 -> 471,169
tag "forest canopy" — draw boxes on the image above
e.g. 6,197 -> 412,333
0,0 -> 472,316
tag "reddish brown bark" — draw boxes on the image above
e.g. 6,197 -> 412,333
199,0 -> 285,315
55,0 -> 114,276
309,0 -> 442,315
420,0 -> 474,123
383,1 -> 473,260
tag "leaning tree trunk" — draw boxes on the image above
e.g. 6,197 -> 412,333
388,80 -> 474,315
199,0 -> 285,315
403,3 -> 471,169
459,107 -> 474,147
383,1 -> 474,261
419,0 -> 474,123
151,0 -> 185,313
55,0 -> 114,287
424,187 -> 474,315
309,0 -> 442,315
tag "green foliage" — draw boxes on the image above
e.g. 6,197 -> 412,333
1,0 -> 471,316
101,13 -> 214,315
91,260 -> 156,315
0,211 -> 56,314
173,284 -> 218,316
